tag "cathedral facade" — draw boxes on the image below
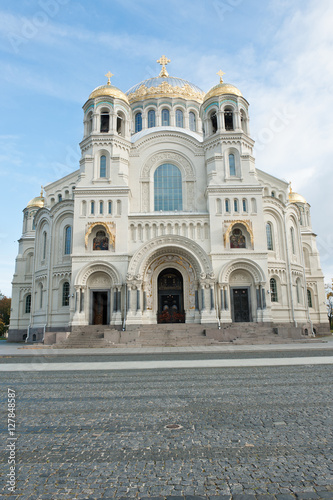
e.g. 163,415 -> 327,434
8,57 -> 328,342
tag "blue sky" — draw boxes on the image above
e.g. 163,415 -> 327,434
0,0 -> 333,296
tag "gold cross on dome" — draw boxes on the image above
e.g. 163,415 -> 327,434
105,71 -> 114,85
217,70 -> 225,84
157,55 -> 171,77
40,186 -> 44,198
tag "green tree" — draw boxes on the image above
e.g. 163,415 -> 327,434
0,294 -> 11,336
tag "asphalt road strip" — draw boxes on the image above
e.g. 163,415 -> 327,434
1,356 -> 333,371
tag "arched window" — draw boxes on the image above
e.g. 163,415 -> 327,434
25,294 -> 31,314
176,109 -> 184,128
93,230 -> 109,250
242,199 -> 247,212
210,111 -> 217,133
32,215 -> 36,230
42,231 -> 47,260
307,289 -> 313,308
148,109 -> 156,128
270,278 -> 278,302
229,154 -> 236,176
161,109 -> 170,126
266,223 -> 273,251
135,112 -> 142,133
224,109 -> 234,130
108,201 -> 112,214
290,227 -> 296,254
39,283 -> 43,309
234,199 -> 238,212
154,163 -> 182,211
225,199 -> 230,213
271,191 -> 275,197
99,201 -> 103,215
117,112 -> 125,136
100,155 -> 106,178
189,112 -> 196,132
58,194 -> 62,202
91,201 -> 95,215
64,226 -> 72,255
62,282 -> 70,307
100,111 -> 109,132
230,228 -> 246,248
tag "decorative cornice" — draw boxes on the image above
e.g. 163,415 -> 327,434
74,187 -> 130,196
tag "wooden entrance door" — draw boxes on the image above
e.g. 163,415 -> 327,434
232,288 -> 250,322
92,291 -> 108,325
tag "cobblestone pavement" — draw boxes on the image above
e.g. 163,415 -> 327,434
1,364 -> 333,499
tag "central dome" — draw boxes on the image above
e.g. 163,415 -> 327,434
126,76 -> 205,104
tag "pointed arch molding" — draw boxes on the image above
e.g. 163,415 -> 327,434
220,259 -> 266,285
75,261 -> 121,287
127,235 -> 213,280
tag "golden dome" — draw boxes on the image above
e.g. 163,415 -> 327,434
88,84 -> 129,104
204,82 -> 243,101
289,190 -> 307,204
27,196 -> 44,209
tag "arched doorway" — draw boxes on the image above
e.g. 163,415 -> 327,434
157,268 -> 185,323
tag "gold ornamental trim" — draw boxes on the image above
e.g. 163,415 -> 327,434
127,81 -> 204,104
85,222 -> 116,249
224,220 -> 254,247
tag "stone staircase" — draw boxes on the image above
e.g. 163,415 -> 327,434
53,322 -> 311,348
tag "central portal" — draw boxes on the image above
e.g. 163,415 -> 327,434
157,268 -> 185,323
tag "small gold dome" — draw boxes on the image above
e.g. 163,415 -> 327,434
88,84 -> 129,104
204,82 -> 243,101
27,196 -> 44,209
289,190 -> 307,204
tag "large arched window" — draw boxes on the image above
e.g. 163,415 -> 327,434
229,154 -> 236,176
64,226 -> 72,255
148,109 -> 156,128
270,278 -> 278,302
161,109 -> 170,126
266,223 -> 273,250
154,163 -> 182,211
100,155 -> 106,178
210,111 -> 217,134
25,294 -> 31,314
135,112 -> 142,133
176,109 -> 184,128
189,112 -> 196,132
62,282 -> 70,307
